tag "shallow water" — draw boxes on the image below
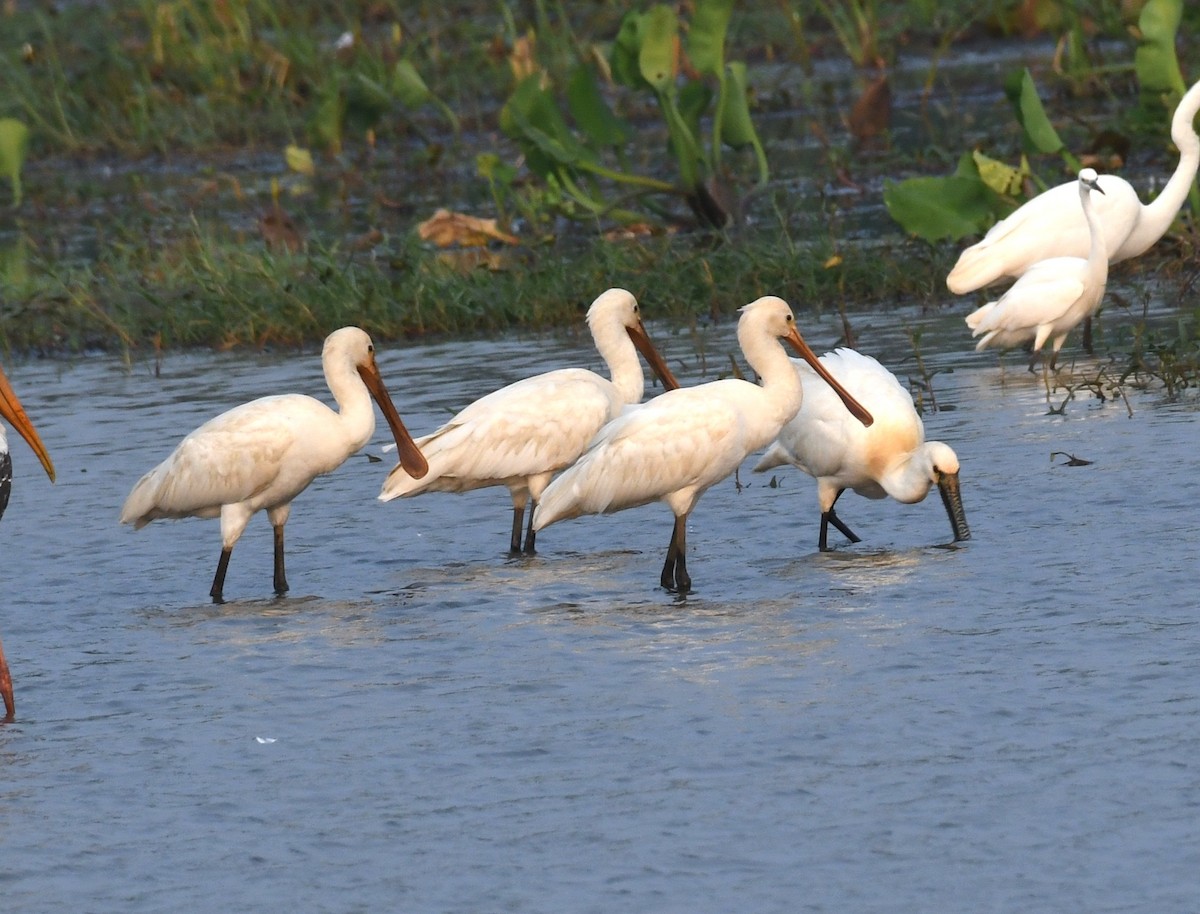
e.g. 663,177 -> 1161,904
2,307 -> 1199,913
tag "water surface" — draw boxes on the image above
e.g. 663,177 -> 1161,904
2,308 -> 1199,913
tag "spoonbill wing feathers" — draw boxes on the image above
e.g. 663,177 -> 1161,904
381,368 -> 622,499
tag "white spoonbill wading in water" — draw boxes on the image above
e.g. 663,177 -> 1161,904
378,288 -> 679,555
532,296 -> 875,593
965,168 -> 1108,370
753,348 -> 969,551
947,78 -> 1200,295
120,327 -> 429,603
1,362 -> 57,721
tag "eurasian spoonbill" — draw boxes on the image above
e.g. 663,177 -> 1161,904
120,327 -> 428,603
753,348 -> 969,550
532,296 -> 874,593
1,362 -> 56,720
378,288 -> 679,554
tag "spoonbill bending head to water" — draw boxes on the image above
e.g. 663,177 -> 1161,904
1,363 -> 57,720
947,79 -> 1200,295
753,348 -> 969,551
965,168 -> 1108,370
120,327 -> 428,603
378,288 -> 679,555
533,296 -> 874,593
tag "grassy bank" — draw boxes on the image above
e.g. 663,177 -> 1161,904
1,0 -> 1198,366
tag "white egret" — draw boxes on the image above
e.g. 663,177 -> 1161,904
947,79 -> 1200,295
532,296 -> 874,593
753,348 -> 969,550
120,327 -> 428,603
1,363 -> 56,721
965,168 -> 1107,369
378,288 -> 679,555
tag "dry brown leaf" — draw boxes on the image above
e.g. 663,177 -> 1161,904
510,32 -> 539,81
417,208 -> 518,248
260,206 -> 304,252
848,75 -> 891,144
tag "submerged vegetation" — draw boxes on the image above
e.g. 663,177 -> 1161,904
1,0 -> 1199,398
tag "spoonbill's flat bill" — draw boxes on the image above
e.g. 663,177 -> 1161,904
379,288 -> 679,554
1,362 -> 57,721
120,327 -> 428,603
754,348 -> 969,550
533,296 -> 874,593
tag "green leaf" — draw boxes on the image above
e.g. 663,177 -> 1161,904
720,62 -> 768,185
391,59 -> 432,108
610,11 -> 648,90
1134,0 -> 1185,96
687,0 -> 734,77
638,5 -> 678,94
0,118 -> 30,208
883,175 -> 999,243
566,65 -> 634,149
972,150 -> 1026,196
1003,69 -> 1064,155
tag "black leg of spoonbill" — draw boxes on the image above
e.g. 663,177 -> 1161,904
0,634 -> 15,721
273,525 -> 289,596
1081,316 -> 1093,354
661,515 -> 691,592
826,509 -> 860,546
509,505 -> 524,555
821,490 -> 859,550
210,547 -> 233,604
522,503 -> 537,555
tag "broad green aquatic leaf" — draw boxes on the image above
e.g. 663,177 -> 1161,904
1134,0 -> 1185,96
884,175 -> 999,243
345,73 -> 391,133
0,118 -> 30,207
566,65 -> 633,149
638,5 -> 678,94
285,145 -> 315,177
972,150 -> 1026,196
391,59 -> 432,108
1003,69 -> 1064,155
610,11 -> 648,90
687,0 -> 734,77
720,62 -> 768,185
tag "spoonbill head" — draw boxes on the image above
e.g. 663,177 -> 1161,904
947,78 -> 1200,294
965,168 -> 1108,370
754,348 -> 969,550
533,296 -> 873,593
120,327 -> 428,603
1,362 -> 56,721
379,288 -> 679,555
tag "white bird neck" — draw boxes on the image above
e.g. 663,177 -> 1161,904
324,354 -> 377,448
594,322 -> 645,405
1081,179 -> 1109,279
1142,80 -> 1200,232
739,320 -> 804,425
881,447 -> 937,504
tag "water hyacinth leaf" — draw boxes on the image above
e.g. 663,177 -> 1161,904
1134,0 -> 1185,96
0,118 -> 30,207
883,175 -> 999,242
720,62 -> 769,184
502,76 -> 589,166
1004,69 -> 1064,154
566,64 -> 633,149
391,59 -> 432,108
610,11 -> 649,90
638,5 -> 679,94
687,0 -> 734,77
972,150 -> 1026,196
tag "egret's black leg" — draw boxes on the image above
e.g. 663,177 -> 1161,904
273,525 -> 288,596
211,546 -> 233,604
509,505 -> 525,555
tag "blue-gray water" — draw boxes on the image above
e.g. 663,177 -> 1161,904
2,306 -> 1199,912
